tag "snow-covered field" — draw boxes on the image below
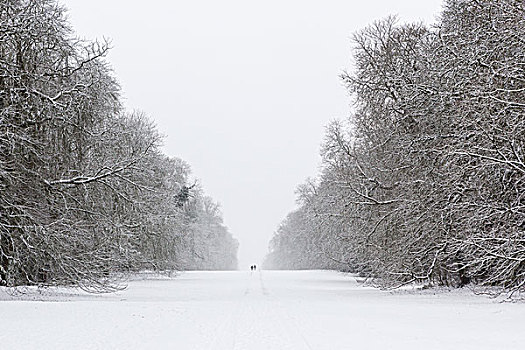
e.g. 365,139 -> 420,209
2,270 -> 524,349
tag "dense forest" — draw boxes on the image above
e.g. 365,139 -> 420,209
264,0 -> 525,294
0,0 -> 238,291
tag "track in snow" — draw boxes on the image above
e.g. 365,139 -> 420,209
211,271 -> 312,350
2,270 -> 525,350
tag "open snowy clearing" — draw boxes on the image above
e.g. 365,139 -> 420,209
1,270 -> 525,350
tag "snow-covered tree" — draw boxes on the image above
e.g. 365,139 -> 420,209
0,0 -> 238,291
265,0 -> 525,293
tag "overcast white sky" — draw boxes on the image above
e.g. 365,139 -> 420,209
63,0 -> 443,269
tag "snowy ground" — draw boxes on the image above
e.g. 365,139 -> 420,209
2,270 -> 525,350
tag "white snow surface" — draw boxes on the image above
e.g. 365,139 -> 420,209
1,270 -> 524,349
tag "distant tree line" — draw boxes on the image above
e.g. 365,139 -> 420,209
264,0 -> 525,294
0,0 -> 237,291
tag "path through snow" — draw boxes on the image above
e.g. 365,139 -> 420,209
1,270 -> 525,349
